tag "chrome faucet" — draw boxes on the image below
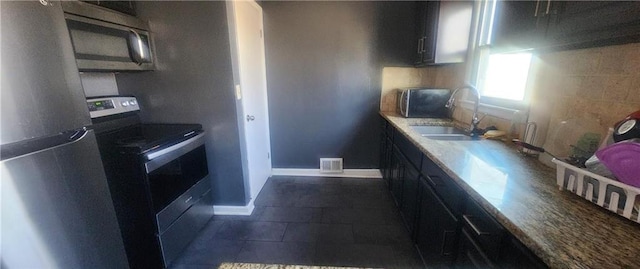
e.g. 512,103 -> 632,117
445,83 -> 482,137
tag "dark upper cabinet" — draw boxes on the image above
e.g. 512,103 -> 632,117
492,0 -> 640,52
414,1 -> 473,66
414,1 -> 439,65
545,1 -> 640,49
491,0 -> 549,52
83,1 -> 136,16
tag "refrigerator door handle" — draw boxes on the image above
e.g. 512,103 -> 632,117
1,128 -> 88,162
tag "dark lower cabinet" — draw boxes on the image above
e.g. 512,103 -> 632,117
380,119 -> 547,269
455,229 -> 496,269
390,146 -> 405,207
381,118 -> 394,189
416,178 -> 459,268
380,129 -> 390,186
456,199 -> 547,269
400,160 -> 421,235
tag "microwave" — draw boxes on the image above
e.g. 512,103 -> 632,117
62,1 -> 154,71
397,88 -> 451,118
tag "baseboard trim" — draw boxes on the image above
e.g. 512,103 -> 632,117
213,199 -> 255,216
271,168 -> 382,179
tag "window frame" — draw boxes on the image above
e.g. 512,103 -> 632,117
467,0 -> 534,112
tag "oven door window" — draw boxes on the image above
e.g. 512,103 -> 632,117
147,145 -> 208,212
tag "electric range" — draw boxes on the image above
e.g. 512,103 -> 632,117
88,96 -> 213,268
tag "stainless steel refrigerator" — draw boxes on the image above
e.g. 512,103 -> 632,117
1,1 -> 129,268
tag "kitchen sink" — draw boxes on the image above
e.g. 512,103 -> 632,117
410,125 -> 480,141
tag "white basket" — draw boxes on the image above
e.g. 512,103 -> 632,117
552,158 -> 640,223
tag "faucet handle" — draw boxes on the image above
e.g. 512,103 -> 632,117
445,96 -> 455,108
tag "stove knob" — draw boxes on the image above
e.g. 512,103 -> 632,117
130,99 -> 137,105
121,101 -> 129,107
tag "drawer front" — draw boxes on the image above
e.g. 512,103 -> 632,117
462,199 -> 505,261
158,189 -> 213,267
421,156 -> 464,214
393,129 -> 422,168
455,229 -> 496,269
156,176 -> 211,233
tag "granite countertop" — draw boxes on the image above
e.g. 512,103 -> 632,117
219,263 -> 371,269
380,111 -> 640,269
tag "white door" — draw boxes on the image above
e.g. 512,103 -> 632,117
232,0 -> 272,200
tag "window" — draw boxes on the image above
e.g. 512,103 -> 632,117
478,52 -> 532,101
470,0 -> 533,110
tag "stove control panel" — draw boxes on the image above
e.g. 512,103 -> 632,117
87,96 -> 140,119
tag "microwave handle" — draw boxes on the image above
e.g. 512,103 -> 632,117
128,29 -> 145,65
399,90 -> 408,117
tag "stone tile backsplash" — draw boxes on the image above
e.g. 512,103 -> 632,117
536,42 -> 640,130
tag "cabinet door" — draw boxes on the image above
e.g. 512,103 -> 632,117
454,229 -> 496,269
380,130 -> 389,186
400,161 -> 420,236
414,1 -> 427,65
499,236 -> 547,269
384,136 -> 393,189
421,0 -> 440,64
545,1 -> 640,49
492,0 -> 548,52
416,179 -> 459,268
390,146 -> 405,206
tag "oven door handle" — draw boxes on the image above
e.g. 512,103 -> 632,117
145,132 -> 205,174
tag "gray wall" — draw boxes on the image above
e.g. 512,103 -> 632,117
116,1 -> 247,205
262,1 -> 415,168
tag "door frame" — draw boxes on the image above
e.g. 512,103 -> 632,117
226,0 -> 272,212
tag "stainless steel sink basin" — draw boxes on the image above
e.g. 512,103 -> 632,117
410,126 -> 465,135
422,134 -> 478,141
410,125 -> 480,141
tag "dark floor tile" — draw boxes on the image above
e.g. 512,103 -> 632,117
170,264 -> 221,269
215,221 -> 287,241
348,191 -> 396,209
171,239 -> 244,266
295,193 -> 354,208
314,243 -> 398,268
235,241 -> 315,265
259,207 -> 322,223
188,220 -> 225,246
282,223 -> 354,243
287,176 -> 343,185
352,224 -> 412,245
321,207 -> 402,225
254,184 -> 299,207
174,176 -> 420,268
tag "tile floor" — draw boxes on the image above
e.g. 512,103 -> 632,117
171,176 -> 424,269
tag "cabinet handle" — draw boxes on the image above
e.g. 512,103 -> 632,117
426,175 -> 440,187
440,230 -> 455,256
534,0 -> 541,17
417,38 -> 424,54
545,0 -> 551,15
462,214 -> 492,237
